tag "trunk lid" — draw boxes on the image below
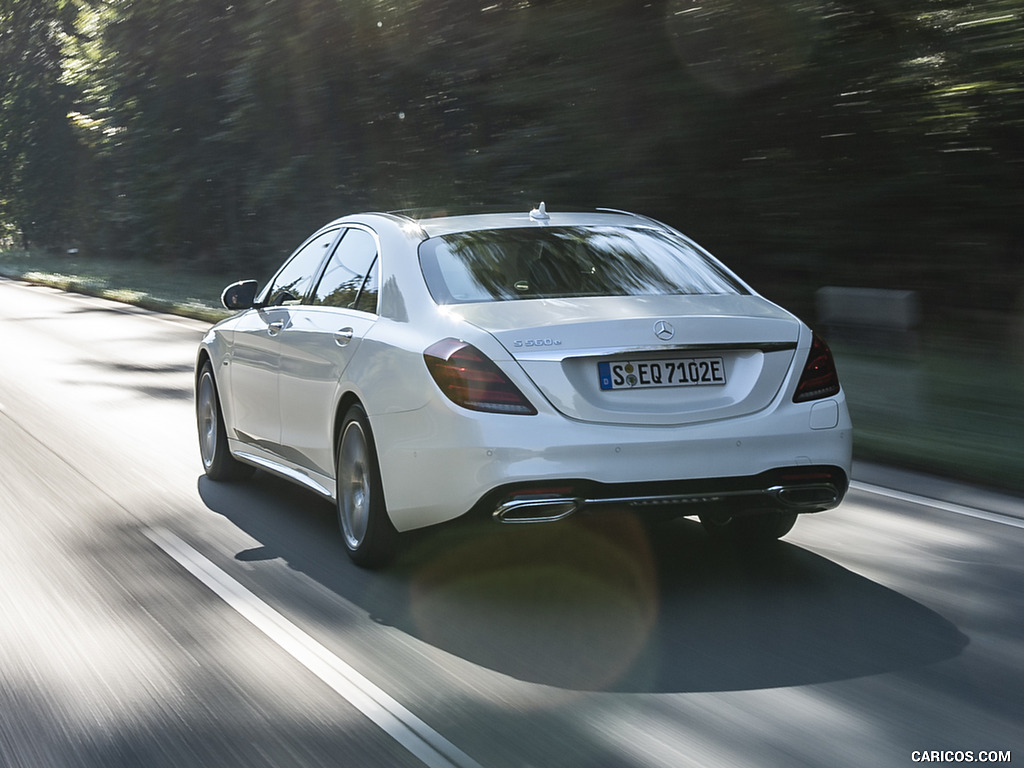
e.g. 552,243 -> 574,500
457,295 -> 801,425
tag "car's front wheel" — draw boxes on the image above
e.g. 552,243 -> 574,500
699,511 -> 797,544
336,404 -> 397,568
196,361 -> 250,481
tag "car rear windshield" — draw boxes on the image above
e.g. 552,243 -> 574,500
418,226 -> 749,304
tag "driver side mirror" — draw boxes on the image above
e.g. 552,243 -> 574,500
221,279 -> 259,310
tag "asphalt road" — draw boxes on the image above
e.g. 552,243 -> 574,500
1,277 -> 1022,768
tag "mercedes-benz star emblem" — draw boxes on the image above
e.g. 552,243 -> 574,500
654,320 -> 675,340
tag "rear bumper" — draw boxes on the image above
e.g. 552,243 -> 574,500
373,390 -> 853,532
487,465 -> 849,523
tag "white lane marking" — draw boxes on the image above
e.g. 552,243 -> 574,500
850,481 -> 1024,530
143,527 -> 483,768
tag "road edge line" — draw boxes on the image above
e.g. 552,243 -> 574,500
850,481 -> 1024,530
143,526 -> 483,768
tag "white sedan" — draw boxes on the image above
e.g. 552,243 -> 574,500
195,205 -> 852,566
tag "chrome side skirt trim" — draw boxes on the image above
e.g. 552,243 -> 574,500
234,451 -> 334,499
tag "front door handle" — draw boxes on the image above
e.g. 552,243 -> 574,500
334,327 -> 354,346
267,321 -> 285,336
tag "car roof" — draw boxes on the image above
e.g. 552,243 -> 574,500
408,207 -> 663,238
415,211 -> 655,239
317,207 -> 671,243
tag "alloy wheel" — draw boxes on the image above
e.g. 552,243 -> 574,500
338,420 -> 371,550
198,371 -> 218,470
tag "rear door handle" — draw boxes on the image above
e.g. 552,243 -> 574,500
334,327 -> 354,346
267,321 -> 285,336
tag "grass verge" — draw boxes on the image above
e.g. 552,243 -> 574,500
0,249 -> 233,324
834,341 -> 1024,494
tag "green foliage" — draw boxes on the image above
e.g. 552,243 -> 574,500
0,0 -> 82,247
0,0 -> 1021,330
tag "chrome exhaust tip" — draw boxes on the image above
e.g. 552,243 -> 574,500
771,484 -> 839,509
493,497 -> 580,524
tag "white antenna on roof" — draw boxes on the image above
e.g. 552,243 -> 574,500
529,201 -> 550,221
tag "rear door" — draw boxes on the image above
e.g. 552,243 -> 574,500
277,226 -> 380,477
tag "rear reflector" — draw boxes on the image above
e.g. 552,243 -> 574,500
793,333 -> 841,402
424,339 -> 538,415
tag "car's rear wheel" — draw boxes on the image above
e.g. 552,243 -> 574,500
699,511 -> 797,544
197,361 -> 250,481
336,404 -> 397,568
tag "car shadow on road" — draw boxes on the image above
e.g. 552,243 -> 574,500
198,473 -> 968,695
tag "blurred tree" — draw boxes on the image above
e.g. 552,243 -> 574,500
0,0 -> 82,249
85,0 -> 242,261
656,0 -> 1023,322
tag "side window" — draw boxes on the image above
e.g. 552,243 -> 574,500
265,229 -> 339,306
354,254 -> 379,313
312,227 -> 379,312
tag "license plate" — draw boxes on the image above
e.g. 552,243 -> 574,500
598,357 -> 726,390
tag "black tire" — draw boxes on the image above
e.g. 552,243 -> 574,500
699,511 -> 797,544
196,361 -> 251,481
336,403 -> 398,568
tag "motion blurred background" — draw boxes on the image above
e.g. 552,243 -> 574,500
2,0 -> 1022,489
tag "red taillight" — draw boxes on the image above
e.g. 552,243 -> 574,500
793,333 -> 841,402
424,339 -> 538,415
